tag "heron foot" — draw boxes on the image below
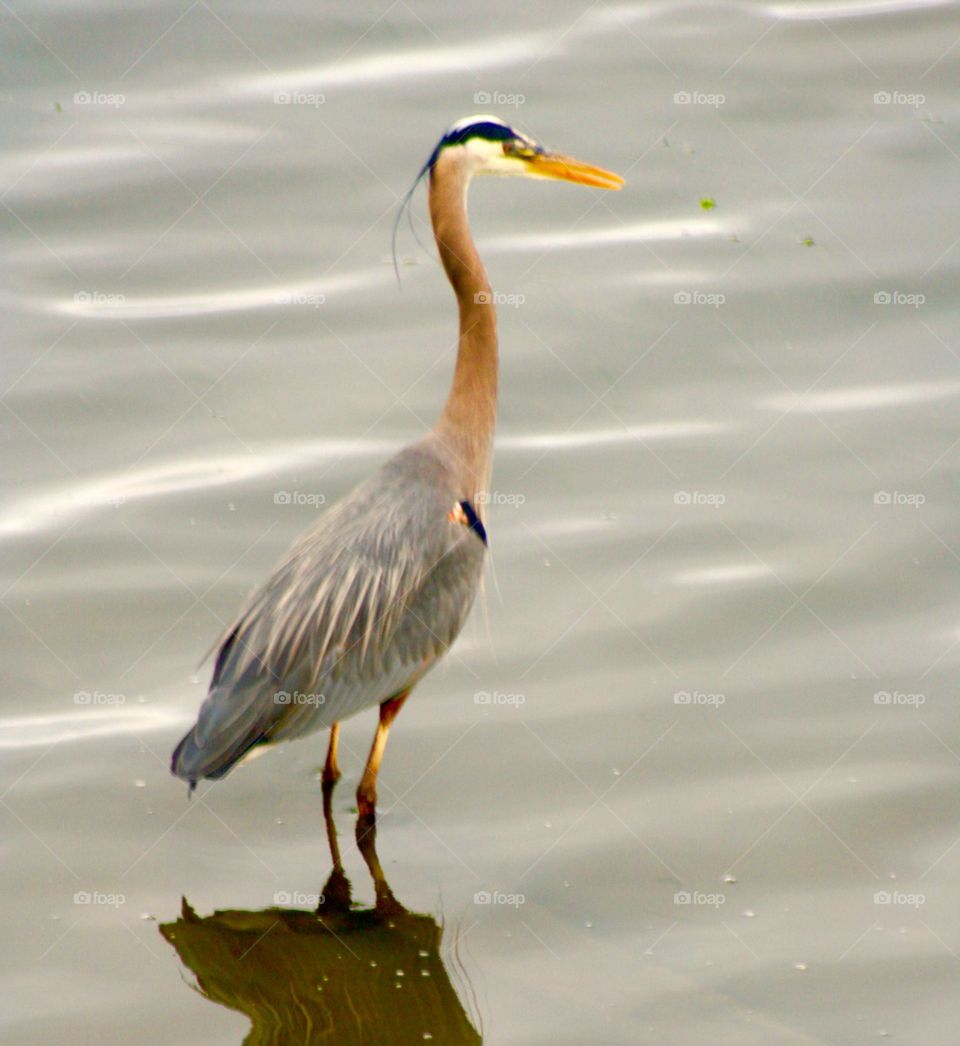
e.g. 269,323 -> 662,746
317,866 -> 351,913
373,883 -> 406,918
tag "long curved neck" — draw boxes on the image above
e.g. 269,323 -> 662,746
429,153 -> 498,498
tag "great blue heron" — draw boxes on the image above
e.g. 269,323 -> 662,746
171,115 -> 623,817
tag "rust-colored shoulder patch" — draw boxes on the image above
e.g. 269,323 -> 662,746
447,499 -> 487,546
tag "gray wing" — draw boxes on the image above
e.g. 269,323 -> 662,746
171,441 -> 486,784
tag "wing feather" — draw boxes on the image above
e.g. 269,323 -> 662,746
171,441 -> 486,784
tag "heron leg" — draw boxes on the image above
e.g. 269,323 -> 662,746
356,691 -> 409,819
321,721 -> 342,788
355,807 -> 405,917
322,775 -> 343,868
318,771 -> 351,913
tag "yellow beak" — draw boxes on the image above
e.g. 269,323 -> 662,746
526,152 -> 624,190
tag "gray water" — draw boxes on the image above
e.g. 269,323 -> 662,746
3,1 -> 960,1042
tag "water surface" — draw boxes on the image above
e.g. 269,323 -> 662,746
3,1 -> 960,1042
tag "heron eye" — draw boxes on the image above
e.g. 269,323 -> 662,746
503,140 -> 537,160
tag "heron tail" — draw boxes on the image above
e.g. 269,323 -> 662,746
170,681 -> 271,786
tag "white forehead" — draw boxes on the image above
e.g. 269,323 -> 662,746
462,137 -> 506,162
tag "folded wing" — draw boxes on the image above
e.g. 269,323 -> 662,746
171,444 -> 486,785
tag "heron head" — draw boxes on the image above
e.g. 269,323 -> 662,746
392,115 -> 623,281
428,114 -> 624,190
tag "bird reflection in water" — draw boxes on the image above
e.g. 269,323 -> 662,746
160,803 -> 481,1045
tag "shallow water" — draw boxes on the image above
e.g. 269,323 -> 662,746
3,1 -> 960,1042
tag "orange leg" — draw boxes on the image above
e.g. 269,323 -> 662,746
321,721 -> 342,789
356,691 -> 409,819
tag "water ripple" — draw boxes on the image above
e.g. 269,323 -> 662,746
763,381 -> 960,414
0,441 -> 395,539
484,219 -> 727,254
501,421 -> 726,451
766,0 -> 951,20
675,562 -> 777,586
52,268 -> 388,320
131,33 -> 550,112
0,708 -> 190,750
2,422 -> 722,539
